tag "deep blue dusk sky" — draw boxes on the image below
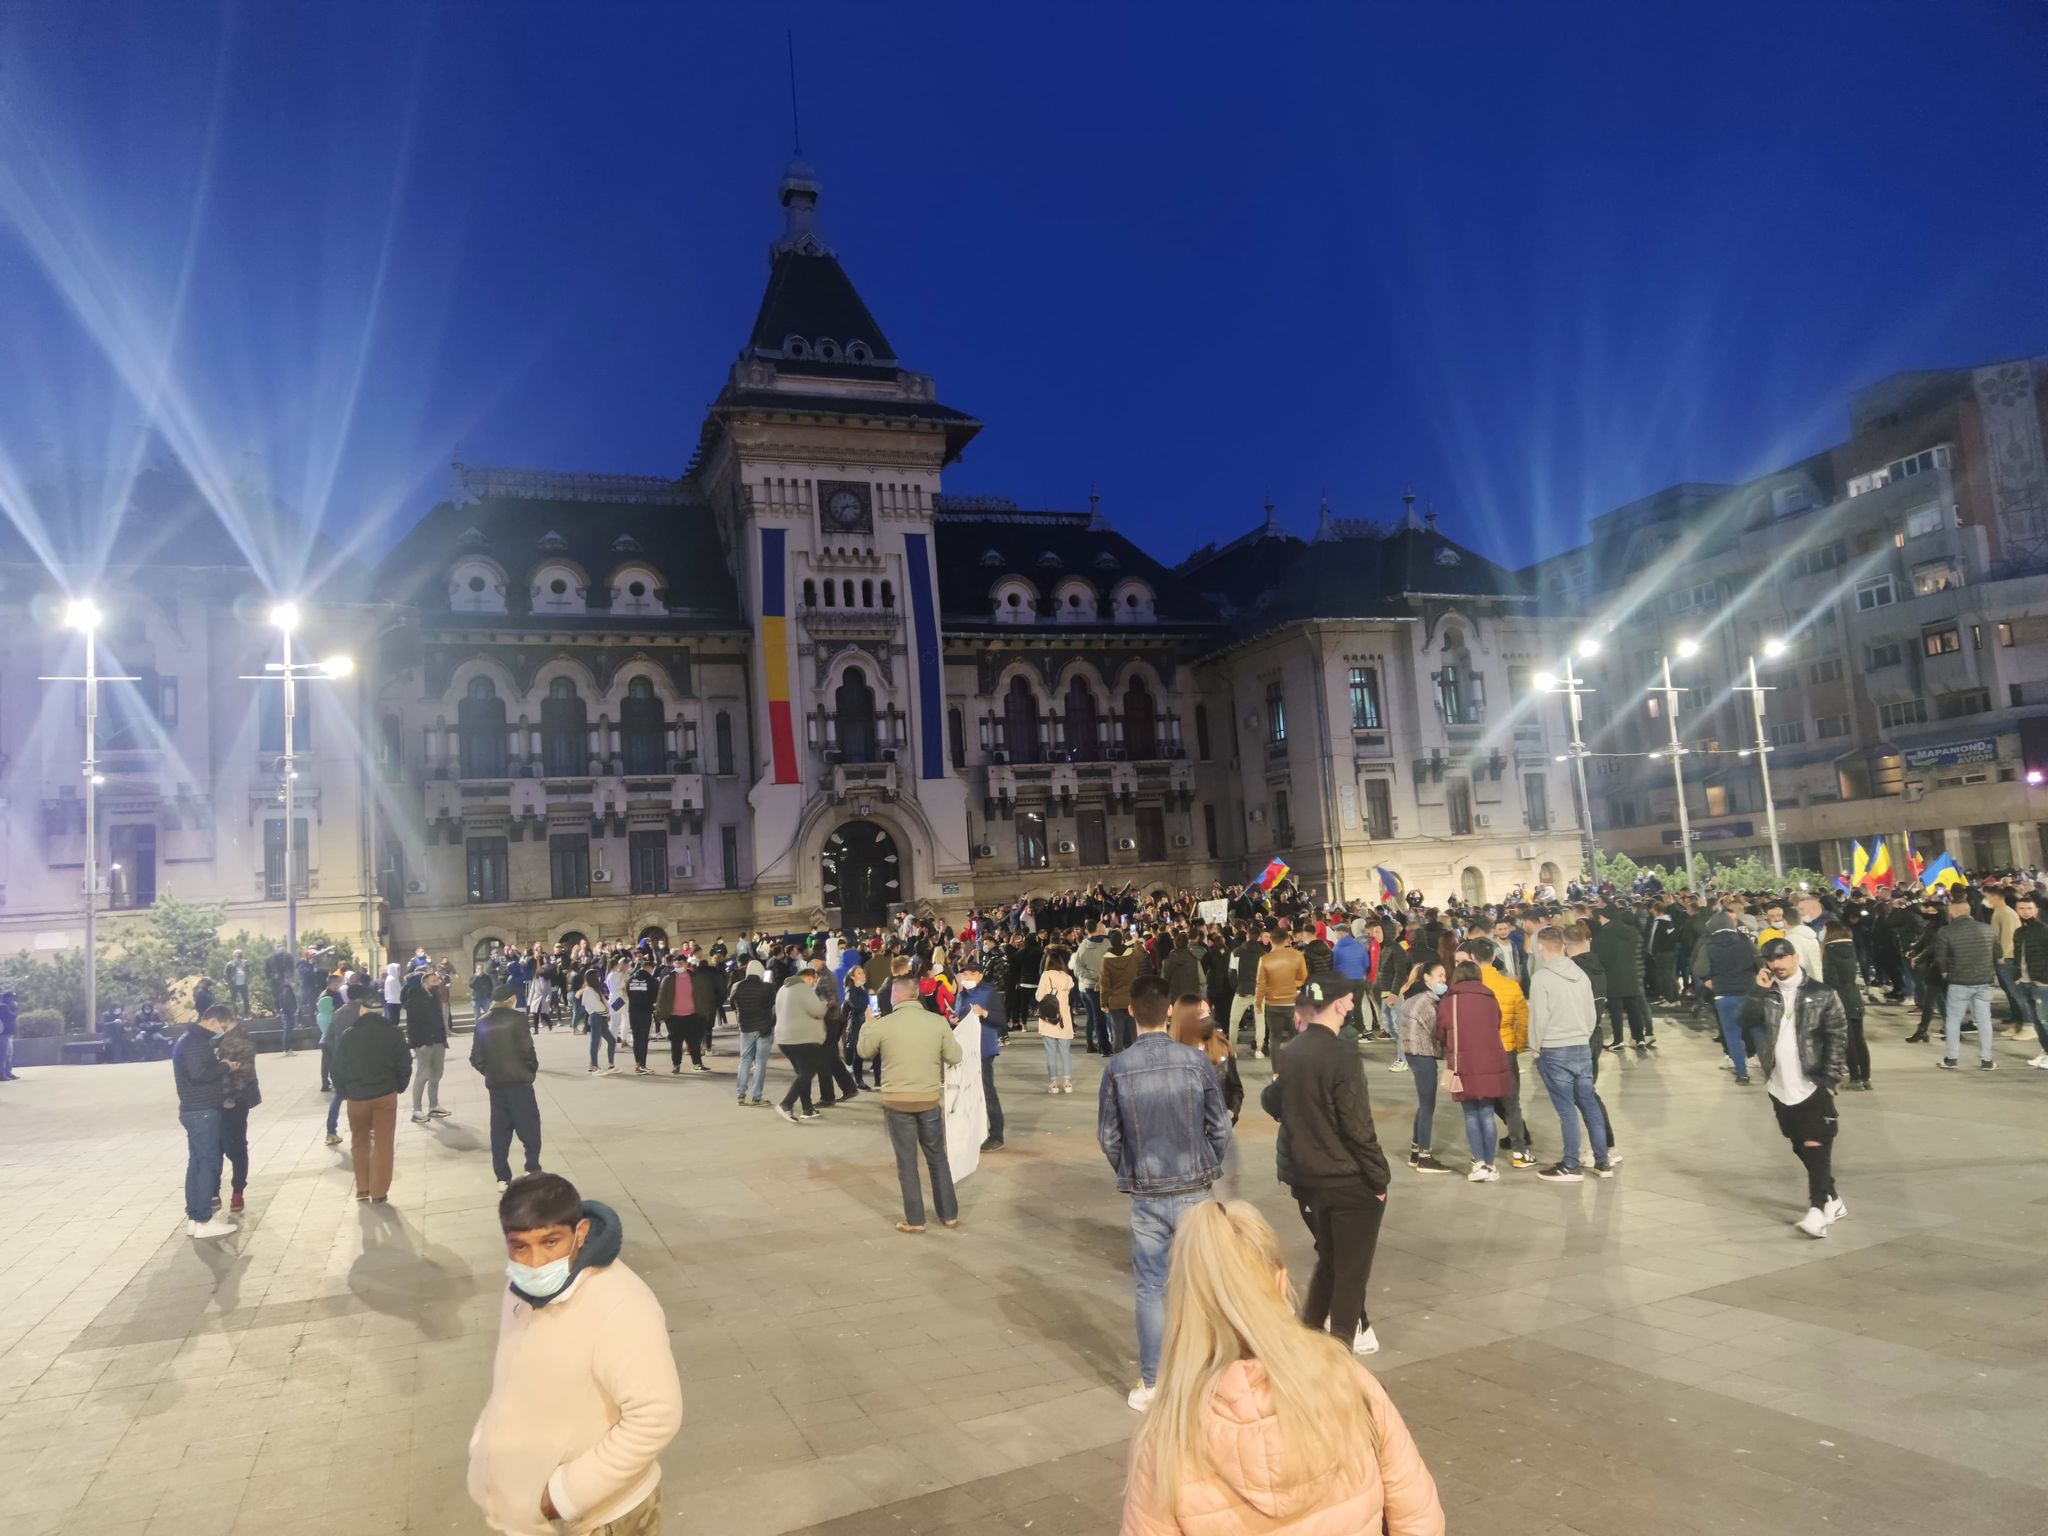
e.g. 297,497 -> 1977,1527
2,2 -> 2045,592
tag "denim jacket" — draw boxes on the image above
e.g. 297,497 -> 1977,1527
1096,1032 -> 1231,1195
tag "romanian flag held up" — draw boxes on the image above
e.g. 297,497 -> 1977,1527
1374,865 -> 1403,902
1867,839 -> 1895,889
1849,839 -> 1871,890
1905,832 -> 1926,882
1252,858 -> 1291,893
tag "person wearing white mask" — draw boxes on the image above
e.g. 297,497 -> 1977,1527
1397,960 -> 1454,1174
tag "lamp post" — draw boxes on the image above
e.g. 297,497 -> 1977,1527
1734,638 -> 1787,879
241,603 -> 352,1051
1650,640 -> 1701,894
39,600 -> 137,1038
1534,636 -> 1602,886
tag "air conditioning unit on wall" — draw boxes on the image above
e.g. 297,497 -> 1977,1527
974,843 -> 995,858
1056,840 -> 1077,854
1513,844 -> 1535,861
1475,814 -> 1492,828
1116,837 -> 1137,851
591,869 -> 613,884
1172,833 -> 1190,847
405,879 -> 425,894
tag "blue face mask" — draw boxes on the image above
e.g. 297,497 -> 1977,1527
507,1256 -> 572,1298
1427,980 -> 1448,997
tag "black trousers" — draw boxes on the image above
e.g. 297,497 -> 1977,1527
981,1054 -> 1004,1142
220,1105 -> 251,1193
1846,1016 -> 1871,1084
1606,994 -> 1652,1045
1771,1089 -> 1837,1210
1293,1180 -> 1385,1340
819,1019 -> 860,1103
630,1018 -> 653,1067
1588,1036 -> 1617,1150
684,1015 -> 711,1067
1264,1005 -> 1298,1052
488,1084 -> 543,1184
665,1017 -> 687,1069
1646,955 -> 1677,1003
780,1043 -> 824,1112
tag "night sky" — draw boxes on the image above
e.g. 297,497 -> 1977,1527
2,2 -> 2045,592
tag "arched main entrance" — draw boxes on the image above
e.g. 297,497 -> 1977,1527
823,821 -> 901,931
1537,862 -> 1561,890
1460,866 -> 1486,906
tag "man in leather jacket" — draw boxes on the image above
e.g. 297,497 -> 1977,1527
1738,937 -> 1848,1238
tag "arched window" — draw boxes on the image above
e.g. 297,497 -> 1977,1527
842,579 -> 855,608
541,677 -> 588,777
458,677 -> 508,779
714,711 -> 734,776
1064,677 -> 1100,760
1194,704 -> 1212,762
1124,677 -> 1159,760
948,705 -> 965,770
861,579 -> 874,608
836,667 -> 879,764
823,580 -> 836,608
621,677 -> 665,774
802,579 -> 817,607
881,580 -> 895,609
1003,675 -> 1041,764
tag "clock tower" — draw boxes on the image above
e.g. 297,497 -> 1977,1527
697,162 -> 980,928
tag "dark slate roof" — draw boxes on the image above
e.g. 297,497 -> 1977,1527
377,477 -> 743,628
746,249 -> 898,366
932,507 -> 1221,628
717,389 -> 978,427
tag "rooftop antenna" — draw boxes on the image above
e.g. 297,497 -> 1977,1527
786,31 -> 803,157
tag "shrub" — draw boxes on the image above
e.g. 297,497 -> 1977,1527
15,1009 -> 65,1038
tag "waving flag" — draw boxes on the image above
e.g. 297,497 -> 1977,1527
1252,858 -> 1291,893
1905,832 -> 1926,883
1868,840 -> 1894,890
1374,865 -> 1403,902
1921,851 -> 1965,891
1849,839 -> 1870,890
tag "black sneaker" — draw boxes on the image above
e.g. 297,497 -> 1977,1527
1593,1163 -> 1616,1179
980,1137 -> 1004,1152
1412,1153 -> 1455,1174
1535,1164 -> 1584,1182
1407,1148 -> 1421,1168
1642,1036 -> 1658,1050
1979,1059 -> 1997,1071
1937,1058 -> 1958,1070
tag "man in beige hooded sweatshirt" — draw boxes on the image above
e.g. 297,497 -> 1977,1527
469,1173 -> 683,1535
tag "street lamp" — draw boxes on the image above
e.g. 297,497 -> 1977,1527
1732,637 -> 1787,878
1648,639 -> 1701,894
40,599 -> 138,1038
241,602 -> 352,1050
1533,637 -> 1602,886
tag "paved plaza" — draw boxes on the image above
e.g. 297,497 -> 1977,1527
1,1005 -> 2046,1536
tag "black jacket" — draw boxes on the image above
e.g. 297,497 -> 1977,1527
1821,939 -> 1864,1023
1738,977 -> 1847,1091
401,978 -> 448,1048
332,1013 -> 413,1100
470,1005 -> 539,1088
1271,1024 -> 1390,1194
171,1023 -> 229,1111
1259,1076 -> 1292,1185
1569,949 -> 1609,1007
1589,915 -> 1647,999
2011,917 -> 2048,984
731,975 -> 778,1033
1231,941 -> 1263,998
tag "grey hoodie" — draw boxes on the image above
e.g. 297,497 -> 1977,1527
1070,933 -> 1109,990
1528,954 -> 1598,1052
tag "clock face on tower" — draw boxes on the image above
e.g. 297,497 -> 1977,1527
816,479 -> 874,535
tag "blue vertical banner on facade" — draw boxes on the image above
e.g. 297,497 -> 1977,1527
902,532 -> 946,780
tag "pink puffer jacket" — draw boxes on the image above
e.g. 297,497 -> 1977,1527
1121,1359 -> 1443,1536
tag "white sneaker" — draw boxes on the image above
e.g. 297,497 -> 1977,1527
186,1217 -> 237,1239
1794,1207 -> 1831,1239
1823,1196 -> 1848,1223
1352,1324 -> 1381,1355
1467,1164 -> 1499,1183
1126,1382 -> 1156,1412
495,1180 -> 509,1193
1388,1059 -> 1408,1072
2027,1054 -> 2048,1070
1047,1082 -> 1061,1094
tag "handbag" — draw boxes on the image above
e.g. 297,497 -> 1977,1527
1440,995 -> 1464,1097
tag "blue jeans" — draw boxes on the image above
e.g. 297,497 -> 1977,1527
326,1091 -> 343,1135
588,1017 -> 617,1069
180,1108 -> 223,1221
1714,995 -> 1749,1081
2025,981 -> 2048,1054
1131,1188 -> 1212,1386
0,1033 -> 13,1076
1408,1055 -> 1437,1150
1042,1036 -> 1072,1080
1461,1100 -> 1499,1167
1534,1045 -> 1609,1171
1945,983 -> 1995,1063
1081,988 -> 1108,1053
737,1032 -> 773,1101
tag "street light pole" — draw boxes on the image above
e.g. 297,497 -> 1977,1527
1536,640 -> 1602,886
1739,646 -> 1786,879
1652,646 -> 1700,894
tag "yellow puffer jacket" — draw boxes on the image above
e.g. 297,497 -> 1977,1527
1478,965 -> 1529,1054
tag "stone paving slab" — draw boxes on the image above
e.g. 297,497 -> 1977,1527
0,1003 -> 2043,1534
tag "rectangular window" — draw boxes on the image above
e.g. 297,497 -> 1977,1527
1923,626 -> 1961,656
721,826 -> 740,889
1273,790 -> 1293,845
1135,805 -> 1166,862
1867,640 -> 1902,669
1446,779 -> 1473,835
109,823 -> 157,909
1936,689 -> 1993,720
628,830 -> 670,895
1855,575 -> 1896,611
1435,667 -> 1485,726
1808,657 -> 1844,684
1903,503 -> 1945,538
1202,803 -> 1217,858
1523,773 -> 1549,832
1195,706 -> 1212,761
549,833 -> 591,900
1265,682 -> 1287,743
1998,622 -> 2015,648
1347,667 -> 1381,730
1814,714 -> 1851,739
1766,721 -> 1807,748
1015,810 -> 1048,870
263,817 -> 310,901
1912,560 -> 1964,596
1786,542 -> 1845,579
380,836 -> 406,908
1705,785 -> 1729,817
466,836 -> 510,904
1877,699 -> 1928,729
1362,780 -> 1392,840
1847,444 -> 1952,497
1666,581 -> 1717,613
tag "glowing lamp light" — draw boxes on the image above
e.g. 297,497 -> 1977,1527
2028,770 -> 2044,786
1576,637 -> 1601,658
1676,638 -> 1700,658
270,602 -> 301,633
1553,754 -> 1568,763
321,655 -> 354,678
64,598 -> 102,632
1762,637 -> 1788,658
1532,671 -> 1558,692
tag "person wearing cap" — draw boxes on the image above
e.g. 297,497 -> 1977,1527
472,984 -> 542,1192
1270,972 -> 1391,1355
1738,937 -> 1848,1238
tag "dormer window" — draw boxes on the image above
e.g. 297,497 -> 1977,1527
1053,578 -> 1098,623
450,558 -> 507,615
992,578 -> 1038,625
537,530 -> 568,552
1037,551 -> 1061,568
847,341 -> 872,363
610,564 -> 666,616
531,561 -> 588,615
817,339 -> 840,361
784,336 -> 811,358
979,549 -> 1004,566
611,533 -> 643,554
1111,579 -> 1156,624
1093,552 -> 1120,570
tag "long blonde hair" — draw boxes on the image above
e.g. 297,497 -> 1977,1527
1135,1201 -> 1379,1517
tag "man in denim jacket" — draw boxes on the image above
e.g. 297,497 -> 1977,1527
1098,973 -> 1232,1413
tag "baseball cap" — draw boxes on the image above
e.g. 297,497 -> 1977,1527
492,984 -> 518,1003
1299,976 -> 1350,1006
1758,938 -> 1797,961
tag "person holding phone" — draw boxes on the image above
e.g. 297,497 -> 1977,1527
1738,937 -> 1848,1238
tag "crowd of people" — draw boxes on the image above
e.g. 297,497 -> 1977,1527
147,863 -> 2048,1533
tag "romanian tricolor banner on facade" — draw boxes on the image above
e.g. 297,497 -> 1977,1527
759,527 -> 799,784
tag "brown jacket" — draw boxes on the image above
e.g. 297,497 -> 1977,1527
1254,946 -> 1309,1011
1099,949 -> 1146,1011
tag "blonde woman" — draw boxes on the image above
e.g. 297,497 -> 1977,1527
1123,1201 -> 1442,1536
1034,946 -> 1077,1093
